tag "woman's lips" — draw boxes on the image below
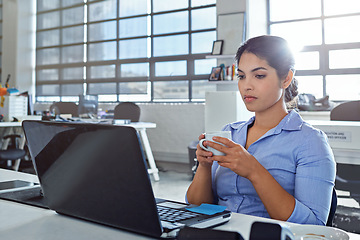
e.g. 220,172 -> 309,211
244,95 -> 257,103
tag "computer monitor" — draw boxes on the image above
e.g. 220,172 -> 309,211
78,95 -> 98,116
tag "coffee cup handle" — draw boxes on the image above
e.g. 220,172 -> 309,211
199,139 -> 209,151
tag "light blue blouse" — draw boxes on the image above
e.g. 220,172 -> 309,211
212,110 -> 336,225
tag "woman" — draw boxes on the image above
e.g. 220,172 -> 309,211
186,35 -> 335,225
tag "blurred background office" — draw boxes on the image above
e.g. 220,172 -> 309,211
0,0 -> 360,186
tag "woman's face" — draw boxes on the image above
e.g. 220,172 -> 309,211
237,52 -> 286,114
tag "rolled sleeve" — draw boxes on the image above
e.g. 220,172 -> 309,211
289,129 -> 336,225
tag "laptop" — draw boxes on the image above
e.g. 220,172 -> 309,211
21,120 -> 231,238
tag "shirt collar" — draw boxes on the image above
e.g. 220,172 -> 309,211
228,109 -> 304,133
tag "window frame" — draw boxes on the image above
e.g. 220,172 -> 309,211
267,0 -> 360,101
35,0 -> 217,103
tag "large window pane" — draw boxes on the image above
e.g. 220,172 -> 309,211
153,11 -> 188,34
120,63 -> 149,77
90,65 -> 116,78
88,82 -> 117,94
155,61 -> 187,76
119,38 -> 148,59
192,80 -> 217,100
191,7 -> 216,30
37,69 -> 59,81
194,59 -> 217,75
119,17 -> 148,38
119,0 -> 148,17
153,81 -> 189,100
329,49 -> 360,69
295,51 -> 319,70
153,35 -> 188,57
88,0 -> 116,22
192,31 -> 216,54
119,82 -> 151,101
62,0 -> 84,7
37,30 -> 60,47
37,0 -> 60,12
36,84 -> 60,96
88,41 -> 117,61
62,6 -> 84,26
191,0 -> 216,7
326,75 -> 360,100
63,67 -> 84,80
119,81 -> 149,94
37,48 -> 60,65
270,20 -> 322,49
98,95 -> 117,102
61,84 -> 83,96
324,0 -> 360,16
62,26 -> 84,45
325,16 -> 360,44
37,96 -> 61,102
37,11 -> 60,29
89,21 -> 117,42
296,76 -> 323,98
153,0 -> 188,13
269,0 -> 321,21
62,45 -> 84,63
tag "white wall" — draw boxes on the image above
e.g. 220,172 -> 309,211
2,0 -> 36,95
5,0 -> 269,164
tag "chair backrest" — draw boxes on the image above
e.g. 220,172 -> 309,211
330,100 -> 360,121
326,188 -> 337,226
114,102 -> 141,122
50,102 -> 79,117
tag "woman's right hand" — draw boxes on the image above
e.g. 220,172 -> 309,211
196,134 -> 214,168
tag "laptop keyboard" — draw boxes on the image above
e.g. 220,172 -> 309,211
157,205 -> 201,223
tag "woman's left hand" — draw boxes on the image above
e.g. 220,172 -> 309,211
207,136 -> 260,181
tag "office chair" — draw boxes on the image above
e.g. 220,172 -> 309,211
326,188 -> 337,226
49,102 -> 79,117
330,100 -> 360,121
0,134 -> 26,171
114,102 -> 141,122
330,100 -> 360,204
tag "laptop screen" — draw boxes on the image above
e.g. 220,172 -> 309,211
22,121 -> 163,237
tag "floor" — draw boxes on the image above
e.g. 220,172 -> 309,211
151,162 -> 193,203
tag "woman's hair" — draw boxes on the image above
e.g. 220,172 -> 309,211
235,35 -> 298,107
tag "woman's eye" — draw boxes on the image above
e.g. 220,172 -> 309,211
256,74 -> 266,79
237,75 -> 245,80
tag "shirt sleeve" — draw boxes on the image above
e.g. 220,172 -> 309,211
287,129 -> 336,225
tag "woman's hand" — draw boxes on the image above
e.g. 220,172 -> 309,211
195,134 -> 215,169
204,136 -> 260,181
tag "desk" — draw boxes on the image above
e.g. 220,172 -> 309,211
1,120 -> 160,181
308,120 -> 360,166
0,169 -> 359,240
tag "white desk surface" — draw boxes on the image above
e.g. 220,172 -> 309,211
0,169 -> 359,240
0,122 -> 22,127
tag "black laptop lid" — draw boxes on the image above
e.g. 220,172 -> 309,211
22,120 -> 163,237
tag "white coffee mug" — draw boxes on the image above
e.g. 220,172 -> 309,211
199,131 -> 232,156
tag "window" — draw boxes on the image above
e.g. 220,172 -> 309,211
269,0 -> 360,101
35,0 -> 216,102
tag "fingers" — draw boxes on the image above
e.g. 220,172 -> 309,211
196,142 -> 214,166
198,133 -> 205,141
212,136 -> 236,147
